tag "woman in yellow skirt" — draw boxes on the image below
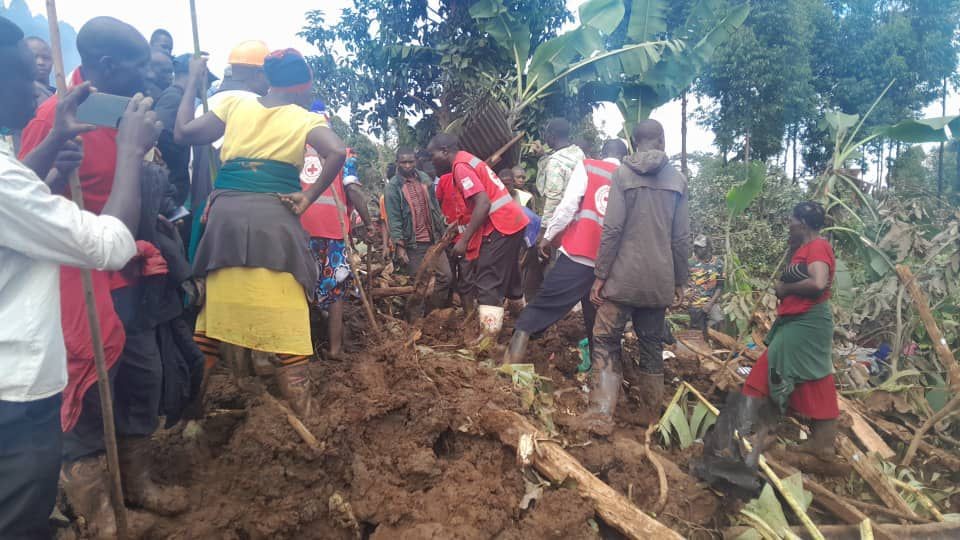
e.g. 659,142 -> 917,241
174,49 -> 346,415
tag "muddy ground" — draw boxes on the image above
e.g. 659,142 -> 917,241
63,302 -> 933,539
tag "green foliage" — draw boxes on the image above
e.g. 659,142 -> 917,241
688,154 -> 804,278
658,384 -> 718,449
738,474 -> 812,539
299,0 -> 572,138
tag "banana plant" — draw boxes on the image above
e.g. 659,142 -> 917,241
468,0 -> 689,128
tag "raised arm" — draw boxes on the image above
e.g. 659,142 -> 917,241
173,56 -> 225,146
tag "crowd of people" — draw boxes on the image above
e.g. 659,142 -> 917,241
0,12 -> 842,539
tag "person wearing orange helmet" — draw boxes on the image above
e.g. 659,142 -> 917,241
188,40 -> 271,259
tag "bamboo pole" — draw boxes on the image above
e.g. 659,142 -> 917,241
188,0 -> 219,186
332,186 -> 382,336
45,2 -> 128,537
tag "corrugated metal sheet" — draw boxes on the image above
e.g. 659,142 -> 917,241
453,99 -> 520,168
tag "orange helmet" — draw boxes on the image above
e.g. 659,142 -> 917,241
228,40 -> 269,67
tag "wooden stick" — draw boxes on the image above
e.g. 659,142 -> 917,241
45,3 -> 128,538
188,0 -> 218,185
864,413 -> 960,470
725,521 -> 960,540
902,394 -> 960,468
766,459 -> 897,540
479,406 -> 682,539
889,478 -> 944,522
837,435 -> 920,520
486,132 -> 524,167
331,187 -> 381,336
846,498 -> 931,524
894,265 -> 960,391
261,392 -> 322,451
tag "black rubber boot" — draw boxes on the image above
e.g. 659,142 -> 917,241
501,330 -> 530,365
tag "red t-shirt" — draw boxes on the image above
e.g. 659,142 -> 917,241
19,95 -> 119,214
452,158 -> 527,237
777,237 -> 835,316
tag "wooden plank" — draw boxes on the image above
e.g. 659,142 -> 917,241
838,397 -> 896,460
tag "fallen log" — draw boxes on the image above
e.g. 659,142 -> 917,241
895,265 -> 960,391
478,406 -> 682,540
371,286 -> 415,298
725,520 -> 960,540
837,435 -> 919,520
708,328 -> 762,361
766,459 -> 896,540
846,498 -> 931,524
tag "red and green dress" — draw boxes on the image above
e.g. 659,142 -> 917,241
742,238 -> 839,420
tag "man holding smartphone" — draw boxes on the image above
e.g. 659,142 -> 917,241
0,16 -> 162,538
19,16 -> 191,535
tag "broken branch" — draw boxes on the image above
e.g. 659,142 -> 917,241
479,405 -> 682,540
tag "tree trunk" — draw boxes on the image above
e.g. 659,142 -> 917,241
792,126 -> 798,184
681,91 -> 689,177
938,77 -> 947,198
744,128 -> 751,164
878,141 -> 884,187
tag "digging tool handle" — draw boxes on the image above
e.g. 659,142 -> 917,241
45,1 -> 129,537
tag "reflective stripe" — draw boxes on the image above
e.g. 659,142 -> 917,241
468,156 -> 483,168
574,209 -> 603,225
585,164 -> 614,179
488,193 -> 513,214
314,196 -> 337,206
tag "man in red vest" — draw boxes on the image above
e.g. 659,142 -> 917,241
427,133 -> 529,338
502,140 -> 628,364
300,145 -> 373,359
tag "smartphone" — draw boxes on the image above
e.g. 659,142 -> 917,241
76,93 -> 131,128
165,206 -> 191,223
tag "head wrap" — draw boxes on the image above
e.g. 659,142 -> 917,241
263,48 -> 312,92
693,234 -> 709,248
793,201 -> 826,231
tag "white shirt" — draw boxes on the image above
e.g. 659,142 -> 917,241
545,157 -> 621,268
0,142 -> 137,402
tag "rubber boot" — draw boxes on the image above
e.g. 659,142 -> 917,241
694,393 -> 777,491
501,330 -> 530,365
796,418 -> 839,461
275,362 -> 316,418
634,372 -> 664,426
118,437 -> 189,516
579,365 -> 621,437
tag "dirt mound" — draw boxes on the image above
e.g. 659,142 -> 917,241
65,307 -> 731,540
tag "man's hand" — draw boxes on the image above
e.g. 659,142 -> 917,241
590,279 -> 606,306
537,237 -> 553,260
774,281 -> 787,299
188,55 -> 209,79
673,286 -> 685,307
116,93 -> 161,156
52,138 -> 84,176
452,238 -> 468,258
278,191 -> 311,216
51,82 -> 98,143
396,244 -> 409,264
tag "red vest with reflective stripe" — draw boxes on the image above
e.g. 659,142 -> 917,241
452,151 -> 529,238
300,146 -> 349,239
437,172 -> 482,260
561,159 -> 616,261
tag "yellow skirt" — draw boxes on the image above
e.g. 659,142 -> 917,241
196,267 -> 313,355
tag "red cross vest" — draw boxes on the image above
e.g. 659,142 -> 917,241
437,172 -> 483,260
452,151 -> 529,239
299,145 -> 350,240
560,159 -> 617,261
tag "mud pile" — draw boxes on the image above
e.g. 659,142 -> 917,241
115,309 -> 727,539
